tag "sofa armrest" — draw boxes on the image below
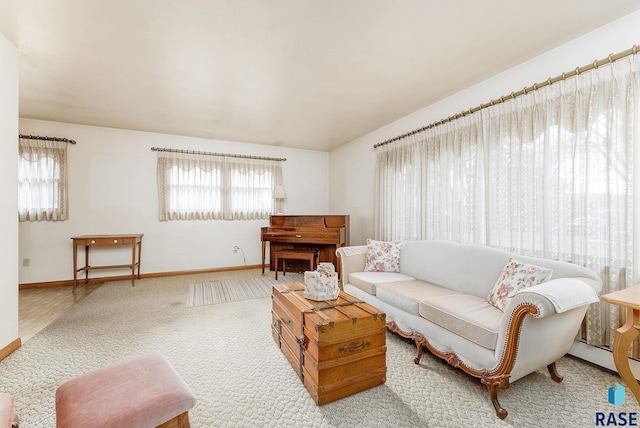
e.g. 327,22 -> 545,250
336,246 -> 367,288
492,277 -> 599,383
506,277 -> 600,318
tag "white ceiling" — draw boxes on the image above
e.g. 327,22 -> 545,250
3,1 -> 640,152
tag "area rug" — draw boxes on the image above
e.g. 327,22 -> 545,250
186,274 -> 302,307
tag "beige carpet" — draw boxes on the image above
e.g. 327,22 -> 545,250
0,269 -> 635,427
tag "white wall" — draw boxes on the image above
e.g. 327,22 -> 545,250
329,10 -> 640,246
0,33 -> 19,350
18,119 -> 330,284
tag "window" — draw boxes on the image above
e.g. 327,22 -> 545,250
375,52 -> 640,350
157,151 -> 284,221
18,138 -> 69,221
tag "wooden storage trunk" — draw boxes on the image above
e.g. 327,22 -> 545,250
271,282 -> 386,405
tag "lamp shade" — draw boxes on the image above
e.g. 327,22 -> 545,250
273,185 -> 287,199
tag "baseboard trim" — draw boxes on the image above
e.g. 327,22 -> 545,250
0,338 -> 21,362
19,264 -> 264,289
569,340 -> 640,381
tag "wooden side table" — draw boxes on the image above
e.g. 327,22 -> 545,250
601,285 -> 640,405
71,234 -> 143,292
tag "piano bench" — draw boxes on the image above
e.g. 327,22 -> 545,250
274,249 -> 319,279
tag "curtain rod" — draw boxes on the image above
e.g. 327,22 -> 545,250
374,44 -> 640,149
150,147 -> 286,162
19,134 -> 77,144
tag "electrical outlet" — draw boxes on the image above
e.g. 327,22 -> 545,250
23,258 -> 30,267
233,246 -> 240,253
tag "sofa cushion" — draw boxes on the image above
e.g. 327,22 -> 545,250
396,240 -> 600,298
398,240 -> 516,297
419,294 -> 503,350
377,281 -> 463,316
487,258 -> 553,311
364,239 -> 402,272
348,271 -> 415,295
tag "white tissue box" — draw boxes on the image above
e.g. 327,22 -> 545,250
303,267 -> 339,301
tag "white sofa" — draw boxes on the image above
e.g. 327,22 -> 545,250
336,240 -> 601,419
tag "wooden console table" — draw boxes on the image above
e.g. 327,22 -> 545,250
71,234 -> 143,292
601,284 -> 640,406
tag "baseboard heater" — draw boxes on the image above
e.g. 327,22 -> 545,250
569,340 -> 640,381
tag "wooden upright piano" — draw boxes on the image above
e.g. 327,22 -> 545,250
261,215 -> 350,275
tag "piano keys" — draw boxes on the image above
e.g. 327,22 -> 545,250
261,215 -> 350,276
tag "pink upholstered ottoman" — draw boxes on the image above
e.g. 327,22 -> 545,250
0,393 -> 17,428
55,353 -> 196,428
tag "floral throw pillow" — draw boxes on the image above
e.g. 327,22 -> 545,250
364,239 -> 402,272
487,258 -> 553,311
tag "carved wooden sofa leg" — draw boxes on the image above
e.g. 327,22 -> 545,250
547,362 -> 563,383
386,322 -> 427,365
413,340 -> 425,364
481,376 -> 510,420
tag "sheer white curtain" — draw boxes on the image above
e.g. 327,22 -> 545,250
375,119 -> 485,242
375,134 -> 424,240
157,151 -> 284,221
376,52 -> 640,347
18,138 -> 69,221
157,151 -> 224,221
224,157 -> 284,220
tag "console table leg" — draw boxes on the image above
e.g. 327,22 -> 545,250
84,245 -> 89,284
72,243 -> 78,293
130,241 -> 136,287
137,240 -> 142,279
